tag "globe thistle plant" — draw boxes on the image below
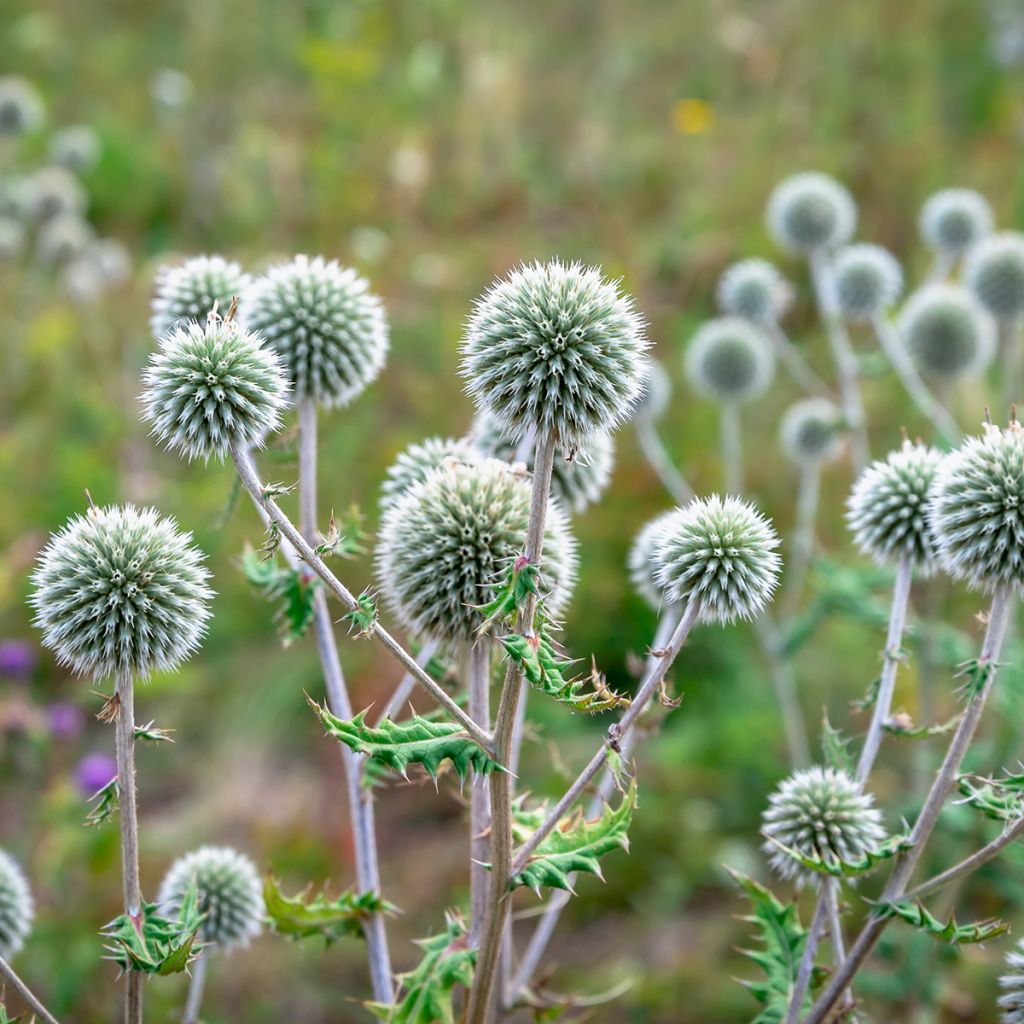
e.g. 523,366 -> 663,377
766,172 -> 856,255
761,766 -> 886,884
684,318 -> 775,404
999,939 -> 1024,1024
25,166 -> 85,222
380,436 -> 480,511
653,495 -> 781,624
157,846 -> 264,950
0,77 -> 44,137
141,315 -> 290,462
244,255 -> 389,409
150,255 -> 251,341
49,124 -> 100,173
628,511 -> 676,610
847,440 -> 943,573
460,260 -> 649,449
35,213 -> 92,267
779,398 -> 844,466
919,188 -> 993,256
716,258 -> 791,323
834,244 -> 903,321
29,505 -> 213,680
898,285 -> 996,380
376,458 -> 578,646
965,232 -> 1024,320
0,850 -> 33,961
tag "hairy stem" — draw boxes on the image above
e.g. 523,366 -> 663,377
781,460 -> 822,620
467,641 -> 493,945
0,954 -> 60,1024
634,419 -> 695,505
762,319 -> 833,398
182,951 -> 209,1024
720,402 -> 743,494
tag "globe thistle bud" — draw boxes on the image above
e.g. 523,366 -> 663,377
0,77 -> 44,137
846,440 -> 943,573
999,939 -> 1024,1023
627,510 -> 676,610
470,412 -> 615,514
766,172 -> 856,255
0,217 -> 25,262
244,255 -> 389,409
716,258 -> 791,322
919,188 -> 993,256
761,766 -> 886,884
141,316 -> 289,462
29,505 -> 213,680
684,318 -> 775,404
632,358 -> 672,423
380,436 -> 480,511
965,232 -> 1024,320
49,124 -> 100,173
0,850 -> 34,960
897,285 -> 996,380
653,495 -> 781,624
460,260 -> 649,449
376,459 -> 578,646
157,846 -> 264,950
25,166 -> 86,222
150,255 -> 251,341
779,398 -> 844,466
929,421 -> 1024,591
35,213 -> 92,267
834,244 -> 903,321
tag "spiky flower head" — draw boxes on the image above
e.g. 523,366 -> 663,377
834,244 -> 903,321
29,505 -> 213,680
999,939 -> 1024,1023
653,495 -> 781,624
847,440 -> 943,573
25,166 -> 85,222
49,125 -> 100,173
632,358 -> 672,423
779,398 -> 844,466
150,255 -> 251,341
470,412 -> 615,514
157,846 -> 264,950
766,172 -> 856,255
897,285 -> 996,380
684,318 -> 775,404
0,77 -> 44,137
243,255 -> 389,409
919,188 -> 993,256
761,766 -> 886,884
928,421 -> 1024,591
965,232 -> 1024,320
716,258 -> 791,322
35,213 -> 92,267
379,436 -> 480,511
141,314 -> 289,462
0,850 -> 34,960
460,260 -> 649,449
628,510 -> 676,610
376,459 -> 578,646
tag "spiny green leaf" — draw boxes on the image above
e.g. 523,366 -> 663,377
242,545 -> 320,645
315,505 -> 366,559
851,676 -> 881,712
728,868 -> 826,1023
263,876 -> 396,946
883,711 -> 961,740
508,779 -> 637,893
763,832 -> 913,879
344,590 -> 378,638
820,711 -> 854,775
134,719 -> 174,743
955,657 -> 998,702
85,776 -> 118,828
367,911 -> 475,1024
101,884 -> 204,975
474,557 -> 540,637
874,899 -> 1009,944
309,700 -> 502,780
957,772 -> 1024,822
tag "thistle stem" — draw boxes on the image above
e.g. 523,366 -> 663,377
720,402 -> 743,494
762,319 -> 833,398
467,641 -> 492,945
1001,316 -> 1022,412
634,420 -> 695,505
926,250 -> 955,284
752,615 -> 810,769
0,955 -> 60,1024
784,883 -> 831,1024
804,584 -> 1015,1023
182,951 -> 209,1024
780,460 -> 821,620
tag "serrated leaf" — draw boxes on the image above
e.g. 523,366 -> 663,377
264,876 -> 395,946
874,899 -> 1009,944
85,776 -> 118,827
508,780 -> 637,893
315,505 -> 366,559
242,546 -> 320,645
101,884 -> 204,975
955,657 -> 998,702
883,711 -> 961,740
763,832 -> 913,879
367,911 -> 475,1024
821,711 -> 854,775
474,557 -> 539,637
344,590 -> 378,638
309,701 -> 502,779
728,869 -> 826,1023
134,719 -> 174,743
851,676 -> 881,712
957,772 -> 1024,822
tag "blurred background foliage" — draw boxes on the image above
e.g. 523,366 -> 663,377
3,0 -> 1024,1020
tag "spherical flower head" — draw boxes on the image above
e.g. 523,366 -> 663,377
35,213 -> 92,267
470,412 -> 615,514
716,259 -> 791,322
684,318 -> 775,404
0,850 -> 33,960
628,510 -> 676,610
460,260 -> 649,449
632,358 -> 672,423
0,217 -> 25,262
834,244 -> 903,320
929,421 -> 1024,592
919,188 -> 993,255
761,766 -> 886,884
244,255 -> 389,409
376,459 -> 578,646
779,398 -> 844,466
965,232 -> 1024,320
49,125 -> 100,173
380,436 -> 480,511
29,505 -> 213,680
151,255 -> 251,342
766,172 -> 856,255
653,495 -> 781,624
0,77 -> 44,137
999,939 -> 1024,1023
26,166 -> 86,222
847,440 -> 943,573
158,846 -> 264,950
898,284 -> 996,380
141,315 -> 289,462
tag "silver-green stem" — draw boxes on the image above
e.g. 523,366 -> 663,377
467,641 -> 492,945
784,883 -> 831,1024
182,951 -> 209,1024
0,955 -> 60,1024
780,460 -> 822,620
926,250 -> 955,284
720,402 -> 743,494
634,419 -> 695,505
762,319 -> 833,398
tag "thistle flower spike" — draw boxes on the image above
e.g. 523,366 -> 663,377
684,318 -> 775,404
766,172 -> 857,255
897,284 -> 996,380
627,510 -> 677,610
380,436 -> 481,511
779,398 -> 844,466
965,232 -> 1024,320
999,938 -> 1024,1023
919,188 -> 993,256
716,258 -> 791,323
0,850 -> 34,960
150,254 -> 252,341
0,77 -> 45,137
834,243 -> 903,321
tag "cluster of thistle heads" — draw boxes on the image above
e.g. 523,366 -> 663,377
0,76 -> 128,301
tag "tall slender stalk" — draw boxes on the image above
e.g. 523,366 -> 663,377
634,419 -> 695,505
780,461 -> 821,620
784,884 -> 831,1024
762,319 -> 833,398
752,615 -> 810,769
1001,316 -> 1022,411
721,402 -> 743,494
182,952 -> 209,1024
467,641 -> 492,945
926,250 -> 955,285
0,954 -> 60,1024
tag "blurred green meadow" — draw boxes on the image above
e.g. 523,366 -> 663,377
3,0 -> 1024,1020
